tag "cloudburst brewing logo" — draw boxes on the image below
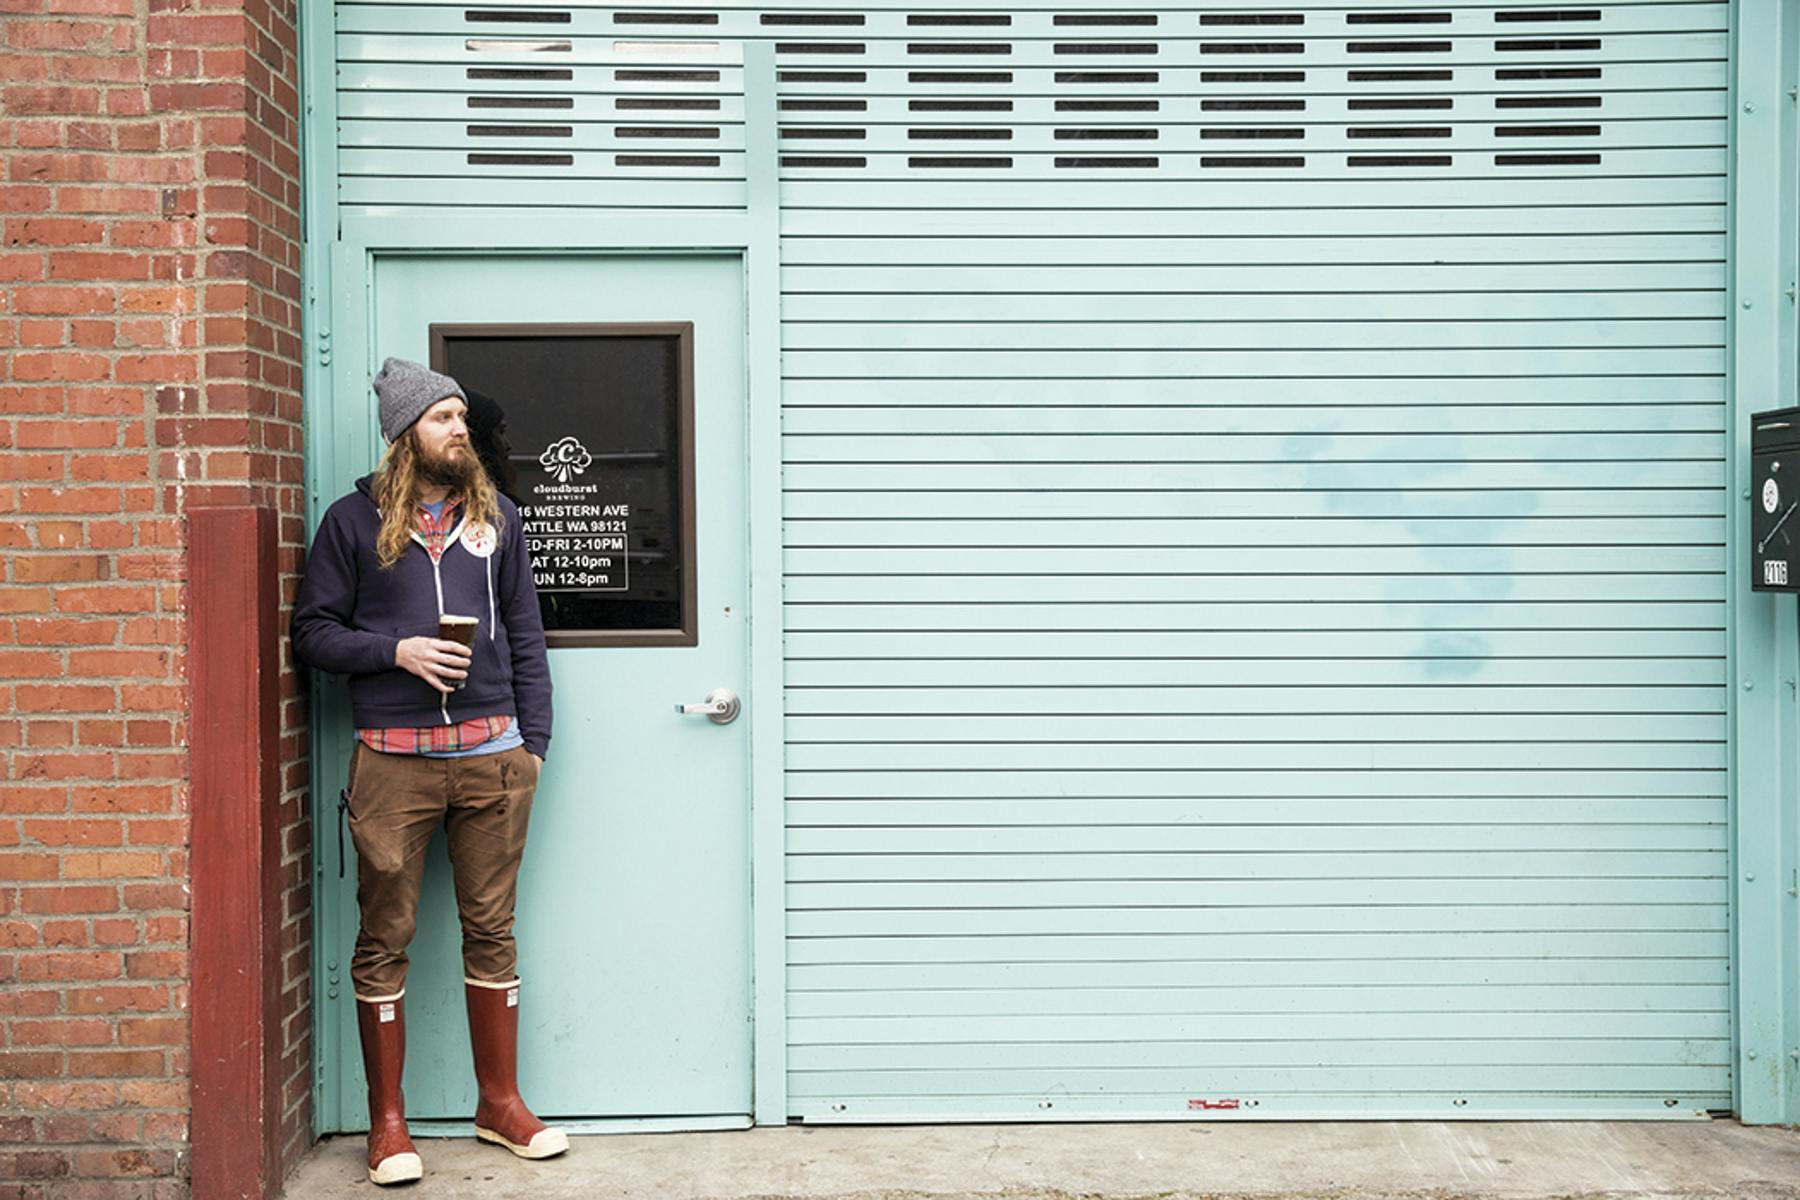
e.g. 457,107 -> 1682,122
539,436 -> 593,484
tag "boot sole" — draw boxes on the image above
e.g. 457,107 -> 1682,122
368,1151 -> 423,1185
476,1125 -> 570,1159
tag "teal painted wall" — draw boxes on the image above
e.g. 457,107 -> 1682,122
301,0 -> 1800,1126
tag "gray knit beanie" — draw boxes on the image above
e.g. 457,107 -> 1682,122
372,357 -> 467,443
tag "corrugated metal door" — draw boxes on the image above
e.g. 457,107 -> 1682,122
768,0 -> 1732,1120
328,0 -> 1734,1121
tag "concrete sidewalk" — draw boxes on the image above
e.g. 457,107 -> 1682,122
285,1120 -> 1800,1199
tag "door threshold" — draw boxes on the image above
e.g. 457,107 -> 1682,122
407,1114 -> 752,1138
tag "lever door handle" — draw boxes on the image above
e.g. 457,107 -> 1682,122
676,688 -> 740,725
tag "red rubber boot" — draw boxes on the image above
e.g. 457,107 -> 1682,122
466,978 -> 569,1159
356,995 -> 423,1186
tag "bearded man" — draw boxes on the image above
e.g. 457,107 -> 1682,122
292,357 -> 565,1184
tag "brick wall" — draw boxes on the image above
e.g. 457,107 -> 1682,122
0,0 -> 310,1193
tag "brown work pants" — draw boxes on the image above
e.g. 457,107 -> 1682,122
345,742 -> 539,998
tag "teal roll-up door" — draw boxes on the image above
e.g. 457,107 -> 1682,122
771,0 -> 1731,1121
329,0 -> 1733,1121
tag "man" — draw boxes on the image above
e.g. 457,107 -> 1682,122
292,357 -> 566,1185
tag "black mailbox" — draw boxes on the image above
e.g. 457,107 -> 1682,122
1751,406 -> 1800,591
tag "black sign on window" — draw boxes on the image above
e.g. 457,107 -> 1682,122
430,323 -> 697,647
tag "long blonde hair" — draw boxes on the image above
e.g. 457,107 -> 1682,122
372,430 -> 504,570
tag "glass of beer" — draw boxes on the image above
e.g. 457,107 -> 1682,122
438,614 -> 479,690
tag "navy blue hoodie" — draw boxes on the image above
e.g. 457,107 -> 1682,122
291,475 -> 553,758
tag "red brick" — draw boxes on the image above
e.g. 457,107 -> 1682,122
124,949 -> 183,978
66,1049 -> 165,1077
0,648 -> 60,675
0,852 -> 59,880
16,617 -> 117,644
18,486 -> 120,515
9,284 -> 111,314
0,385 -> 65,413
66,984 -> 165,1014
116,1080 -> 183,1108
53,585 -> 155,613
72,785 -> 171,814
14,753 -> 113,781
0,986 -> 59,1016
68,649 -> 166,677
19,885 -> 116,914
0,1051 -> 64,1080
12,554 -> 110,582
123,720 -> 171,746
41,918 -> 87,946
15,950 -> 122,980
91,916 -> 137,944
23,819 -> 123,846
4,216 -> 103,244
63,850 -> 161,878
14,1081 -> 116,1110
0,1148 -> 70,1180
116,1017 -> 183,1047
0,919 -> 40,947
11,1018 -> 113,1046
24,720 -> 73,747
78,718 -> 125,745
16,683 -> 114,712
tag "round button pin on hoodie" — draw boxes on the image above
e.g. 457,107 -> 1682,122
462,521 -> 497,558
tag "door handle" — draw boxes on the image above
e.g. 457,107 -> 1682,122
676,688 -> 740,725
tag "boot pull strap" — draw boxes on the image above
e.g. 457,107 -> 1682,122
337,788 -> 351,879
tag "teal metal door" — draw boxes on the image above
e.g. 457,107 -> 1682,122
320,253 -> 752,1126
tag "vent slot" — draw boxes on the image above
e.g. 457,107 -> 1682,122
1202,69 -> 1304,82
780,70 -> 867,82
468,123 -> 572,137
1058,99 -> 1159,111
1496,95 -> 1599,109
1495,124 -> 1600,137
469,95 -> 575,109
777,42 -> 867,54
782,155 -> 867,167
616,153 -> 720,166
909,128 -> 1014,139
1496,38 -> 1601,51
909,156 -> 1013,167
617,125 -> 720,139
466,38 -> 571,52
782,127 -> 868,138
1054,156 -> 1159,167
1348,40 -> 1453,52
1203,98 -> 1305,111
1350,68 -> 1452,81
466,9 -> 571,22
1348,125 -> 1450,138
1055,71 -> 1158,83
1202,127 -> 1303,139
910,70 -> 1012,83
612,10 -> 717,23
1055,42 -> 1158,54
908,42 -> 1013,53
1201,155 -> 1303,167
908,13 -> 1012,24
1496,66 -> 1601,79
468,152 -> 573,165
1349,153 -> 1452,166
1348,11 -> 1451,22
1202,41 -> 1304,53
617,97 -> 722,110
616,68 -> 719,82
1057,13 -> 1158,25
1348,97 -> 1450,110
1056,128 -> 1159,139
1496,8 -> 1600,20
761,11 -> 865,24
1496,152 -> 1601,165
468,67 -> 573,80
783,99 -> 870,111
912,99 -> 1014,111
1200,13 -> 1303,24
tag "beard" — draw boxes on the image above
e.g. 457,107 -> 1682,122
415,437 -> 481,490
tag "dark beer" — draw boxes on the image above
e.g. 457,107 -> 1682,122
438,614 -> 478,689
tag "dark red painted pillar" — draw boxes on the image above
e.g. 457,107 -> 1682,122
189,506 -> 285,1199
